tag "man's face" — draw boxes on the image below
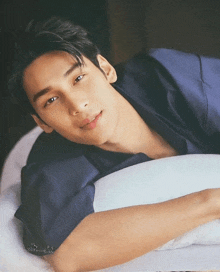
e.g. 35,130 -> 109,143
23,51 -> 120,146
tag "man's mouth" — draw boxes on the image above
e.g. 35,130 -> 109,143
81,111 -> 102,130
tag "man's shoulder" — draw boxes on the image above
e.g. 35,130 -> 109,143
113,50 -> 180,108
148,48 -> 201,79
114,48 -> 201,81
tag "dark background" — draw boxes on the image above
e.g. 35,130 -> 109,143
1,0 -> 220,172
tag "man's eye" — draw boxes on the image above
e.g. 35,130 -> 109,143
45,96 -> 58,107
75,75 -> 84,83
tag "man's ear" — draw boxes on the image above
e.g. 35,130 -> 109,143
31,114 -> 54,133
97,54 -> 117,83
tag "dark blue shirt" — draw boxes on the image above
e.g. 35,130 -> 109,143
15,49 -> 220,255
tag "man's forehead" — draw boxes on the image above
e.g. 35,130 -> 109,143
23,51 -> 85,97
24,51 -> 86,81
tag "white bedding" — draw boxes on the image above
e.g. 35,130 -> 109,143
0,184 -> 53,272
1,127 -> 220,271
94,154 -> 220,250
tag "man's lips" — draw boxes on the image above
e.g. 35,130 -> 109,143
81,111 -> 102,129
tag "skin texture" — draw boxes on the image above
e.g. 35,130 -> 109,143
23,52 -> 220,271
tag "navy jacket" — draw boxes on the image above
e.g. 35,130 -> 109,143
15,49 -> 220,255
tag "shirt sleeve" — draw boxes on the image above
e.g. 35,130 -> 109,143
15,154 -> 99,256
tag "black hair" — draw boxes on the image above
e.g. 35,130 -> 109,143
8,17 -> 101,115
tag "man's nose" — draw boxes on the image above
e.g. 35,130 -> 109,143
67,93 -> 89,116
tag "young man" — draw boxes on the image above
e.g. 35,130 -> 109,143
10,17 -> 220,271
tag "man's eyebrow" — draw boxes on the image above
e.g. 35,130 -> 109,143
32,62 -> 83,103
33,88 -> 51,103
64,62 -> 82,77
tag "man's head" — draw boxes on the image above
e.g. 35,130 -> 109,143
9,17 -> 102,116
9,17 -> 122,147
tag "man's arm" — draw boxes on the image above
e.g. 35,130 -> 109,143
45,188 -> 220,272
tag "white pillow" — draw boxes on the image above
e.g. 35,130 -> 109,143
0,126 -> 43,193
94,154 -> 220,249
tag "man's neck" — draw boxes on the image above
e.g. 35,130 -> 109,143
98,92 -> 178,159
98,92 -> 152,154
